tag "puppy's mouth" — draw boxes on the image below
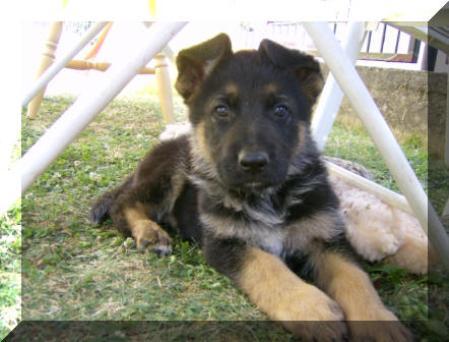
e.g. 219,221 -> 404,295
242,182 -> 267,190
217,160 -> 287,194
226,179 -> 276,195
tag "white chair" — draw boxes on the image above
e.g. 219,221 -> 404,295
14,21 -> 449,269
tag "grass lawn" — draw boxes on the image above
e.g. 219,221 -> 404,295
15,95 -> 449,340
0,204 -> 21,340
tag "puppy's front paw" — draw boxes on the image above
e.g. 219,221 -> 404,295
277,285 -> 348,340
349,321 -> 412,342
285,321 -> 348,342
133,220 -> 172,256
348,307 -> 412,342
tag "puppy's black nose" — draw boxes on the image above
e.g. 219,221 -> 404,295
238,151 -> 269,172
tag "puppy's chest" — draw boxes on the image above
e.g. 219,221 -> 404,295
201,201 -> 286,256
239,199 -> 286,256
200,192 -> 340,257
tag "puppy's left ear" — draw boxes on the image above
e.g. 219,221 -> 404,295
175,33 -> 233,102
259,39 -> 323,105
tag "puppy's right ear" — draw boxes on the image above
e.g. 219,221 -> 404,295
175,33 -> 232,101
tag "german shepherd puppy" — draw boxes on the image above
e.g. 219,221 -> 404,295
91,34 -> 411,341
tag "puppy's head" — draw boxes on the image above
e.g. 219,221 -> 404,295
176,34 -> 323,193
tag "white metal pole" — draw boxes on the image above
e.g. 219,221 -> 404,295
22,22 -> 109,107
17,22 -> 187,194
445,72 -> 449,166
312,22 -> 366,150
304,21 -> 449,269
443,198 -> 449,217
326,161 -> 413,215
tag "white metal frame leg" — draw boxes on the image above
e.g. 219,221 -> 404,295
443,73 -> 449,219
311,22 -> 366,150
22,22 -> 109,107
443,198 -> 449,217
445,72 -> 449,166
304,22 -> 449,269
17,22 -> 187,196
312,22 -> 415,217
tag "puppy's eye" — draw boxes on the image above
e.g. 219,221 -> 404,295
213,105 -> 230,119
273,104 -> 290,118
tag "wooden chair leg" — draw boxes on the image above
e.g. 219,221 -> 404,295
27,22 -> 63,119
154,53 -> 175,124
83,22 -> 113,60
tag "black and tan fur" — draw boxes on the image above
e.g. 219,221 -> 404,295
90,34 -> 411,341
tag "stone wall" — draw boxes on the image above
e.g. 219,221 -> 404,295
320,65 -> 448,158
429,72 -> 448,159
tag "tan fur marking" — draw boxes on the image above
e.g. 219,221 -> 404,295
225,82 -> 238,95
288,124 -> 310,175
238,247 -> 344,322
124,202 -> 148,225
238,247 -> 347,339
124,203 -> 171,251
194,122 -> 214,163
298,124 -> 306,144
314,251 -> 412,340
315,251 -> 396,321
263,83 -> 278,94
170,172 -> 187,210
300,72 -> 324,106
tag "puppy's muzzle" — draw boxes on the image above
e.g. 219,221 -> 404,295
238,150 -> 270,174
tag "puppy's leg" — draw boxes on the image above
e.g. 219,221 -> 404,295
91,137 -> 190,254
110,197 -> 172,255
313,251 -> 412,341
90,176 -> 133,224
204,239 -> 347,340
